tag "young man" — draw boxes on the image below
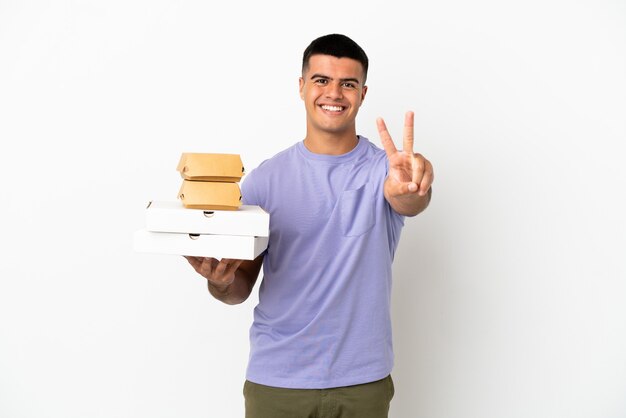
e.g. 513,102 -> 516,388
185,34 -> 433,418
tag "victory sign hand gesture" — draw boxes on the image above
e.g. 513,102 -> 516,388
378,111 -> 434,216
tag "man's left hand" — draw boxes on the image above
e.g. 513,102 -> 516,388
378,111 -> 434,215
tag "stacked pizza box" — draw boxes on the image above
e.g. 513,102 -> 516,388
133,153 -> 269,260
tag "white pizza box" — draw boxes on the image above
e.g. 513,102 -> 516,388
133,229 -> 268,260
144,200 -> 269,237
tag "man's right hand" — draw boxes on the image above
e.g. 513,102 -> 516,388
183,255 -> 264,305
184,256 -> 244,290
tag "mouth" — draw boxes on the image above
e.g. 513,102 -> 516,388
319,104 -> 346,113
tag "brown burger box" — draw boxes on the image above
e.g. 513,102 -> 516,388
178,180 -> 242,211
176,153 -> 245,182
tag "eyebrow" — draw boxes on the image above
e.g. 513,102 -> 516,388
309,73 -> 361,85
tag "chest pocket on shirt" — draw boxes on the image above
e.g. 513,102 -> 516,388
339,182 -> 376,237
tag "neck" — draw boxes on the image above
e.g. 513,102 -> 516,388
303,131 -> 359,155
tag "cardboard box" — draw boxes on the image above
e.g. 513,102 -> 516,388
133,229 -> 268,260
145,200 -> 269,237
178,180 -> 242,210
177,153 -> 245,182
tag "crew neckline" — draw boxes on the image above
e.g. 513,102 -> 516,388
297,136 -> 368,163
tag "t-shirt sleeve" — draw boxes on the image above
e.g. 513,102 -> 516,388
241,168 -> 260,206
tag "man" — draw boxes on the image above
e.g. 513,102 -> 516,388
185,33 -> 433,418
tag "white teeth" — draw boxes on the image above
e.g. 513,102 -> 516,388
321,105 -> 343,112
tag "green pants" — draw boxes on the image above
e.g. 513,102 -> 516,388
243,375 -> 395,418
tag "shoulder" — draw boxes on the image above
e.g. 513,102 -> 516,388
241,143 -> 299,205
245,143 -> 298,180
356,136 -> 390,175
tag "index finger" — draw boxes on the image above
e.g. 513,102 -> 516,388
403,111 -> 414,154
183,255 -> 202,269
376,117 -> 398,157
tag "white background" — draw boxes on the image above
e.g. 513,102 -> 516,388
1,1 -> 625,417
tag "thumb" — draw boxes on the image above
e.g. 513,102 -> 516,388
387,178 -> 418,197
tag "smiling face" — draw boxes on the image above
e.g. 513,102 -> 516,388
299,54 -> 368,146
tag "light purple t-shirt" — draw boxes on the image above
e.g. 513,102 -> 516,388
241,136 -> 404,389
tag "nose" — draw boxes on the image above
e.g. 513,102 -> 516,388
325,81 -> 343,99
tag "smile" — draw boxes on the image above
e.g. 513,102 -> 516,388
320,105 -> 345,112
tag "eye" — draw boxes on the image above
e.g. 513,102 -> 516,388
342,82 -> 356,89
314,78 -> 328,85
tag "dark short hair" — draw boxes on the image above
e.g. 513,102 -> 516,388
302,34 -> 369,83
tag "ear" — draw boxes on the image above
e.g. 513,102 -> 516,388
299,77 -> 305,100
360,85 -> 368,103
